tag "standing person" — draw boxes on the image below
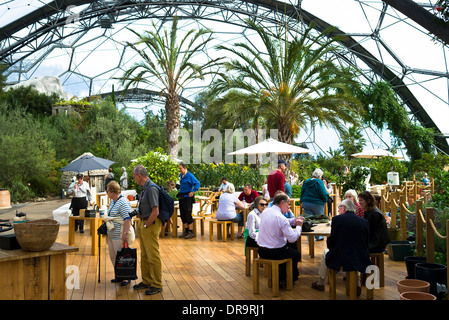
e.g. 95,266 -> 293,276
300,168 -> 329,217
68,173 -> 92,233
257,193 -> 304,286
104,181 -> 133,286
178,163 -> 200,239
311,199 -> 371,292
132,165 -> 163,295
238,184 -> 260,204
105,168 -> 115,189
120,167 -> 128,190
300,168 -> 329,240
358,191 -> 391,253
267,159 -> 287,199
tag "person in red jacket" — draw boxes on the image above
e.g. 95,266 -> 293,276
238,184 -> 260,204
267,159 -> 287,200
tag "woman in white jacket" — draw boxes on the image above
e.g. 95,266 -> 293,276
244,196 -> 269,248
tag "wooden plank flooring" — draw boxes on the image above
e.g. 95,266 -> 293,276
57,217 -> 408,301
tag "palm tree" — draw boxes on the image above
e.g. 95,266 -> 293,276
117,16 -> 223,159
211,19 -> 363,156
338,125 -> 366,160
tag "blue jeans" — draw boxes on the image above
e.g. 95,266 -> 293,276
301,202 -> 325,217
301,202 -> 325,240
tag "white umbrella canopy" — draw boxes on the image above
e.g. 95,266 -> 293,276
351,148 -> 404,159
227,138 -> 310,155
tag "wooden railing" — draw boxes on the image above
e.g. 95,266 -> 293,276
378,177 -> 448,290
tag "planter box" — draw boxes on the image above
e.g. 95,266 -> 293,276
387,241 -> 413,261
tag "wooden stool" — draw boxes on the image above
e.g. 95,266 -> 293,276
329,269 -> 373,300
209,220 -> 234,241
369,252 -> 385,287
245,246 -> 259,276
253,257 -> 292,297
192,216 -> 205,236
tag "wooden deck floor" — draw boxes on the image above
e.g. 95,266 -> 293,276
57,218 -> 408,302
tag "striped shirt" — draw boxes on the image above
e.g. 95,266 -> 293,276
107,195 -> 132,240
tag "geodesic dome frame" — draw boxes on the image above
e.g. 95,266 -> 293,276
1,0 -> 448,154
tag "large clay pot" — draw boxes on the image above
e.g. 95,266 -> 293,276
397,279 -> 430,294
13,219 -> 60,251
404,256 -> 426,279
415,263 -> 447,297
400,291 -> 436,300
0,189 -> 11,209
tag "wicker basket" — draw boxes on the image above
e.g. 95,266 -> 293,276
14,219 -> 60,251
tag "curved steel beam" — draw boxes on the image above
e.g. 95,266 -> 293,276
1,0 -> 448,153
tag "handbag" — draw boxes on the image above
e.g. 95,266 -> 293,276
97,222 -> 107,235
114,242 -> 138,281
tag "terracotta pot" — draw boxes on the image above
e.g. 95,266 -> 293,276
397,279 -> 430,294
0,189 -> 11,208
14,219 -> 60,251
400,291 -> 436,300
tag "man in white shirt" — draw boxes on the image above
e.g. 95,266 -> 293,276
68,173 -> 92,233
257,193 -> 304,286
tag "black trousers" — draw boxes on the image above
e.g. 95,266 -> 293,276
70,197 -> 88,231
258,243 -> 301,283
179,196 -> 194,225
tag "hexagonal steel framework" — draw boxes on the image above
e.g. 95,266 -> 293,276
1,0 -> 448,154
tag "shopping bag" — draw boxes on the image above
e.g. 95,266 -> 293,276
114,242 -> 138,281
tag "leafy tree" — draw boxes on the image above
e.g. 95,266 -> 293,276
0,106 -> 55,189
362,81 -> 435,160
211,19 -> 363,159
128,149 -> 179,191
0,85 -> 59,116
339,125 -> 366,160
118,16 -> 223,160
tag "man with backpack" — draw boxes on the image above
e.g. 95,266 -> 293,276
131,165 -> 163,295
178,163 -> 200,239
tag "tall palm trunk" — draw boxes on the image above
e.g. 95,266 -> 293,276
165,90 -> 180,160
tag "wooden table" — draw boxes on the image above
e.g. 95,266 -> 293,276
68,216 -> 103,256
298,223 -> 331,260
0,242 -> 78,300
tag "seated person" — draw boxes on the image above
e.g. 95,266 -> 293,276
284,181 -> 292,197
358,191 -> 391,253
238,184 -> 260,204
311,199 -> 371,292
257,193 -> 304,286
244,196 -> 269,248
218,177 -> 229,192
268,190 -> 295,218
216,183 -> 246,238
344,189 -> 364,218
422,173 -> 430,186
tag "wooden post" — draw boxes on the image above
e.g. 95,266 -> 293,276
431,177 -> 434,196
446,220 -> 449,290
413,175 -> 418,202
400,194 -> 407,241
415,200 -> 424,257
390,192 -> 397,229
425,207 -> 434,263
380,189 -> 386,214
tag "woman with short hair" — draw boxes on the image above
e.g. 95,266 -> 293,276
216,183 -> 246,238
105,181 -> 133,286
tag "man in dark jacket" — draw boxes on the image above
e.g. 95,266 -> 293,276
311,199 -> 371,292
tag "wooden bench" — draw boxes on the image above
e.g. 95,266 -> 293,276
253,257 -> 292,297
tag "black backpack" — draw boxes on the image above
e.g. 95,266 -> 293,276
146,183 -> 175,225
